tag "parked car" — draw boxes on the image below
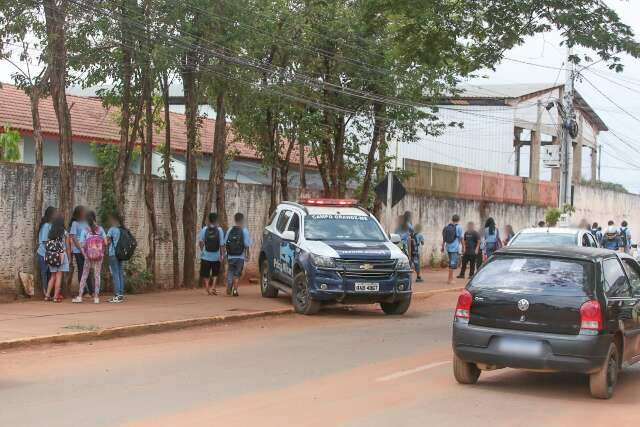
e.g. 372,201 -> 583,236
507,227 -> 599,248
258,199 -> 413,315
452,246 -> 640,399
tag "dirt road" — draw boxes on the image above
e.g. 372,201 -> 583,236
1,293 -> 639,427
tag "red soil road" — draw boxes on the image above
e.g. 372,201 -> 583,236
1,293 -> 639,427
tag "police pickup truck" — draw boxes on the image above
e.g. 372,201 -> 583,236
259,199 -> 413,315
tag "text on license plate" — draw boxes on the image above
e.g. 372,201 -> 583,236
355,283 -> 379,292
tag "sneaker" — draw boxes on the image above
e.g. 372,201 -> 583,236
94,297 -> 100,304
456,275 -> 465,279
109,296 -> 122,303
416,277 -> 424,283
232,288 -> 239,297
72,296 -> 83,303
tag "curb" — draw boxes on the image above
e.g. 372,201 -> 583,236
0,287 -> 462,351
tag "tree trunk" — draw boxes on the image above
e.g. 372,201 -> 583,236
298,139 -> 306,192
373,130 -> 388,220
359,103 -> 385,206
161,72 -> 180,288
212,91 -> 227,228
280,131 -> 296,202
29,86 -> 46,295
181,55 -> 199,288
142,68 -> 156,288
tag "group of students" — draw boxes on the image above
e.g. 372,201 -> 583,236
589,220 -> 633,253
37,205 -> 130,303
198,212 -> 252,296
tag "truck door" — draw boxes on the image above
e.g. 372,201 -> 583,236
271,210 -> 292,282
280,212 -> 301,286
603,257 -> 638,364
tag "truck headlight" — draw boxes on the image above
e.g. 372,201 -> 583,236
396,259 -> 411,270
310,254 -> 336,268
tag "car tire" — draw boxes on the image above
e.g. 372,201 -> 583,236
453,353 -> 481,385
292,271 -> 320,315
380,296 -> 412,315
260,259 -> 279,298
589,343 -> 619,399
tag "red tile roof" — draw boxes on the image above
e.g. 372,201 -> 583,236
0,83 -> 316,166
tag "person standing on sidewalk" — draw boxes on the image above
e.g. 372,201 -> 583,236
69,205 -> 94,298
44,216 -> 71,302
482,217 -> 501,260
73,211 -> 106,304
37,206 -> 57,295
412,224 -> 425,282
458,221 -> 480,279
395,211 -> 414,259
621,220 -> 632,254
441,214 -> 463,285
198,212 -> 225,295
224,213 -> 252,297
106,212 -> 126,303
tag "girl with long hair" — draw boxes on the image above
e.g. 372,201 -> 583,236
69,205 -> 94,297
73,211 -> 107,304
482,217 -> 501,260
37,206 -> 57,294
45,216 -> 71,302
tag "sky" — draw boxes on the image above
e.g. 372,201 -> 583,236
1,1 -> 639,192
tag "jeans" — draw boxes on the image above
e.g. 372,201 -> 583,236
459,253 -> 477,277
413,256 -> 421,276
38,255 -> 50,294
109,256 -> 125,296
448,252 -> 460,269
74,253 -> 94,295
227,258 -> 245,286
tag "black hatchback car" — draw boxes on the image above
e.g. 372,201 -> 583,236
452,246 -> 640,399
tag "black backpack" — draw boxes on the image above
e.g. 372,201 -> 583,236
115,226 -> 137,261
226,226 -> 245,256
204,225 -> 221,252
442,224 -> 457,244
44,238 -> 65,267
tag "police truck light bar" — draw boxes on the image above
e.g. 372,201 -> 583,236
299,198 -> 358,206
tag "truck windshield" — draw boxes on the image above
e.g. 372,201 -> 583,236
304,215 -> 386,241
469,256 -> 592,296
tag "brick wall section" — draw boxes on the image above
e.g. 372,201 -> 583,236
0,162 -> 638,299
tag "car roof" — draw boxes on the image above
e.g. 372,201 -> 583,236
495,246 -> 617,262
305,206 -> 369,216
516,227 -> 581,235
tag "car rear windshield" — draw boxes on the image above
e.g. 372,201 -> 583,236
510,233 -> 577,246
304,215 -> 386,241
469,256 -> 593,296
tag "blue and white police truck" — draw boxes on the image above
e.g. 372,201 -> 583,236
258,199 -> 413,315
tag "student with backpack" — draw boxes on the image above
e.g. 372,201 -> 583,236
225,212 -> 252,297
591,222 -> 603,245
412,224 -> 425,282
69,205 -> 94,298
603,220 -> 622,251
621,220 -> 632,254
198,212 -> 225,295
73,211 -> 107,304
106,212 -> 136,303
44,216 -> 71,302
441,214 -> 463,285
482,217 -> 502,260
37,206 -> 57,295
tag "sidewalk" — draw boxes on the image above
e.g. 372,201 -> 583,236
0,269 -> 463,349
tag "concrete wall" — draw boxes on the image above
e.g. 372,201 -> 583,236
0,162 -> 638,300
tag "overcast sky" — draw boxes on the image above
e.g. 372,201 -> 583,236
1,1 -> 639,192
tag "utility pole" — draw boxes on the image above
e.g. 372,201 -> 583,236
559,46 -> 576,207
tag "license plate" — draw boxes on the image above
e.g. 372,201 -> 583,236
355,283 -> 379,292
496,338 -> 544,356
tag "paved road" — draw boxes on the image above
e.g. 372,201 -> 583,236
1,293 -> 639,427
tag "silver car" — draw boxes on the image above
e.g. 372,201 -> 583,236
508,227 -> 600,248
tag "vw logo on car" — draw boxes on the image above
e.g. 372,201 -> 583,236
517,299 -> 530,312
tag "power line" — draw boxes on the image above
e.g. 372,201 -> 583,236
581,74 -> 640,124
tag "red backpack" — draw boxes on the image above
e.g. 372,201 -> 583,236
84,227 -> 105,261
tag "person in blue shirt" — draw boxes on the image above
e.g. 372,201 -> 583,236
69,205 -> 94,297
412,224 -> 425,282
482,217 -> 501,259
106,212 -> 125,303
224,212 -> 252,297
37,206 -> 57,295
441,214 -> 463,285
198,212 -> 226,295
621,220 -> 632,254
44,216 -> 71,302
395,211 -> 414,257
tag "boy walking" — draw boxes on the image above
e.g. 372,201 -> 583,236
225,212 -> 252,297
412,224 -> 425,282
441,214 -> 463,285
458,221 -> 480,279
198,213 -> 225,295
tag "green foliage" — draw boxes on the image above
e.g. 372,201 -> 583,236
562,203 -> 576,215
91,143 -> 119,224
545,208 -> 562,227
580,178 -> 628,194
0,127 -> 21,162
124,254 -> 152,294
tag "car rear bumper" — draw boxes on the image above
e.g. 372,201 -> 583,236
452,322 -> 611,374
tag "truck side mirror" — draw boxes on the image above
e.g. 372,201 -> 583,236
281,230 -> 296,242
390,233 -> 401,244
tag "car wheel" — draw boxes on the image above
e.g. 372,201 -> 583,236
589,343 -> 619,399
453,353 -> 481,385
260,259 -> 279,298
292,271 -> 320,315
380,295 -> 412,315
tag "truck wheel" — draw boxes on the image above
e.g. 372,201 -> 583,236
590,343 -> 619,399
292,272 -> 320,315
453,353 -> 481,385
380,296 -> 411,315
260,259 -> 279,298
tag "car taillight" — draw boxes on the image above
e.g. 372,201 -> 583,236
455,290 -> 473,321
580,300 -> 603,332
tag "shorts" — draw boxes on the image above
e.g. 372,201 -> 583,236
227,258 -> 245,282
448,252 -> 460,269
200,260 -> 221,279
